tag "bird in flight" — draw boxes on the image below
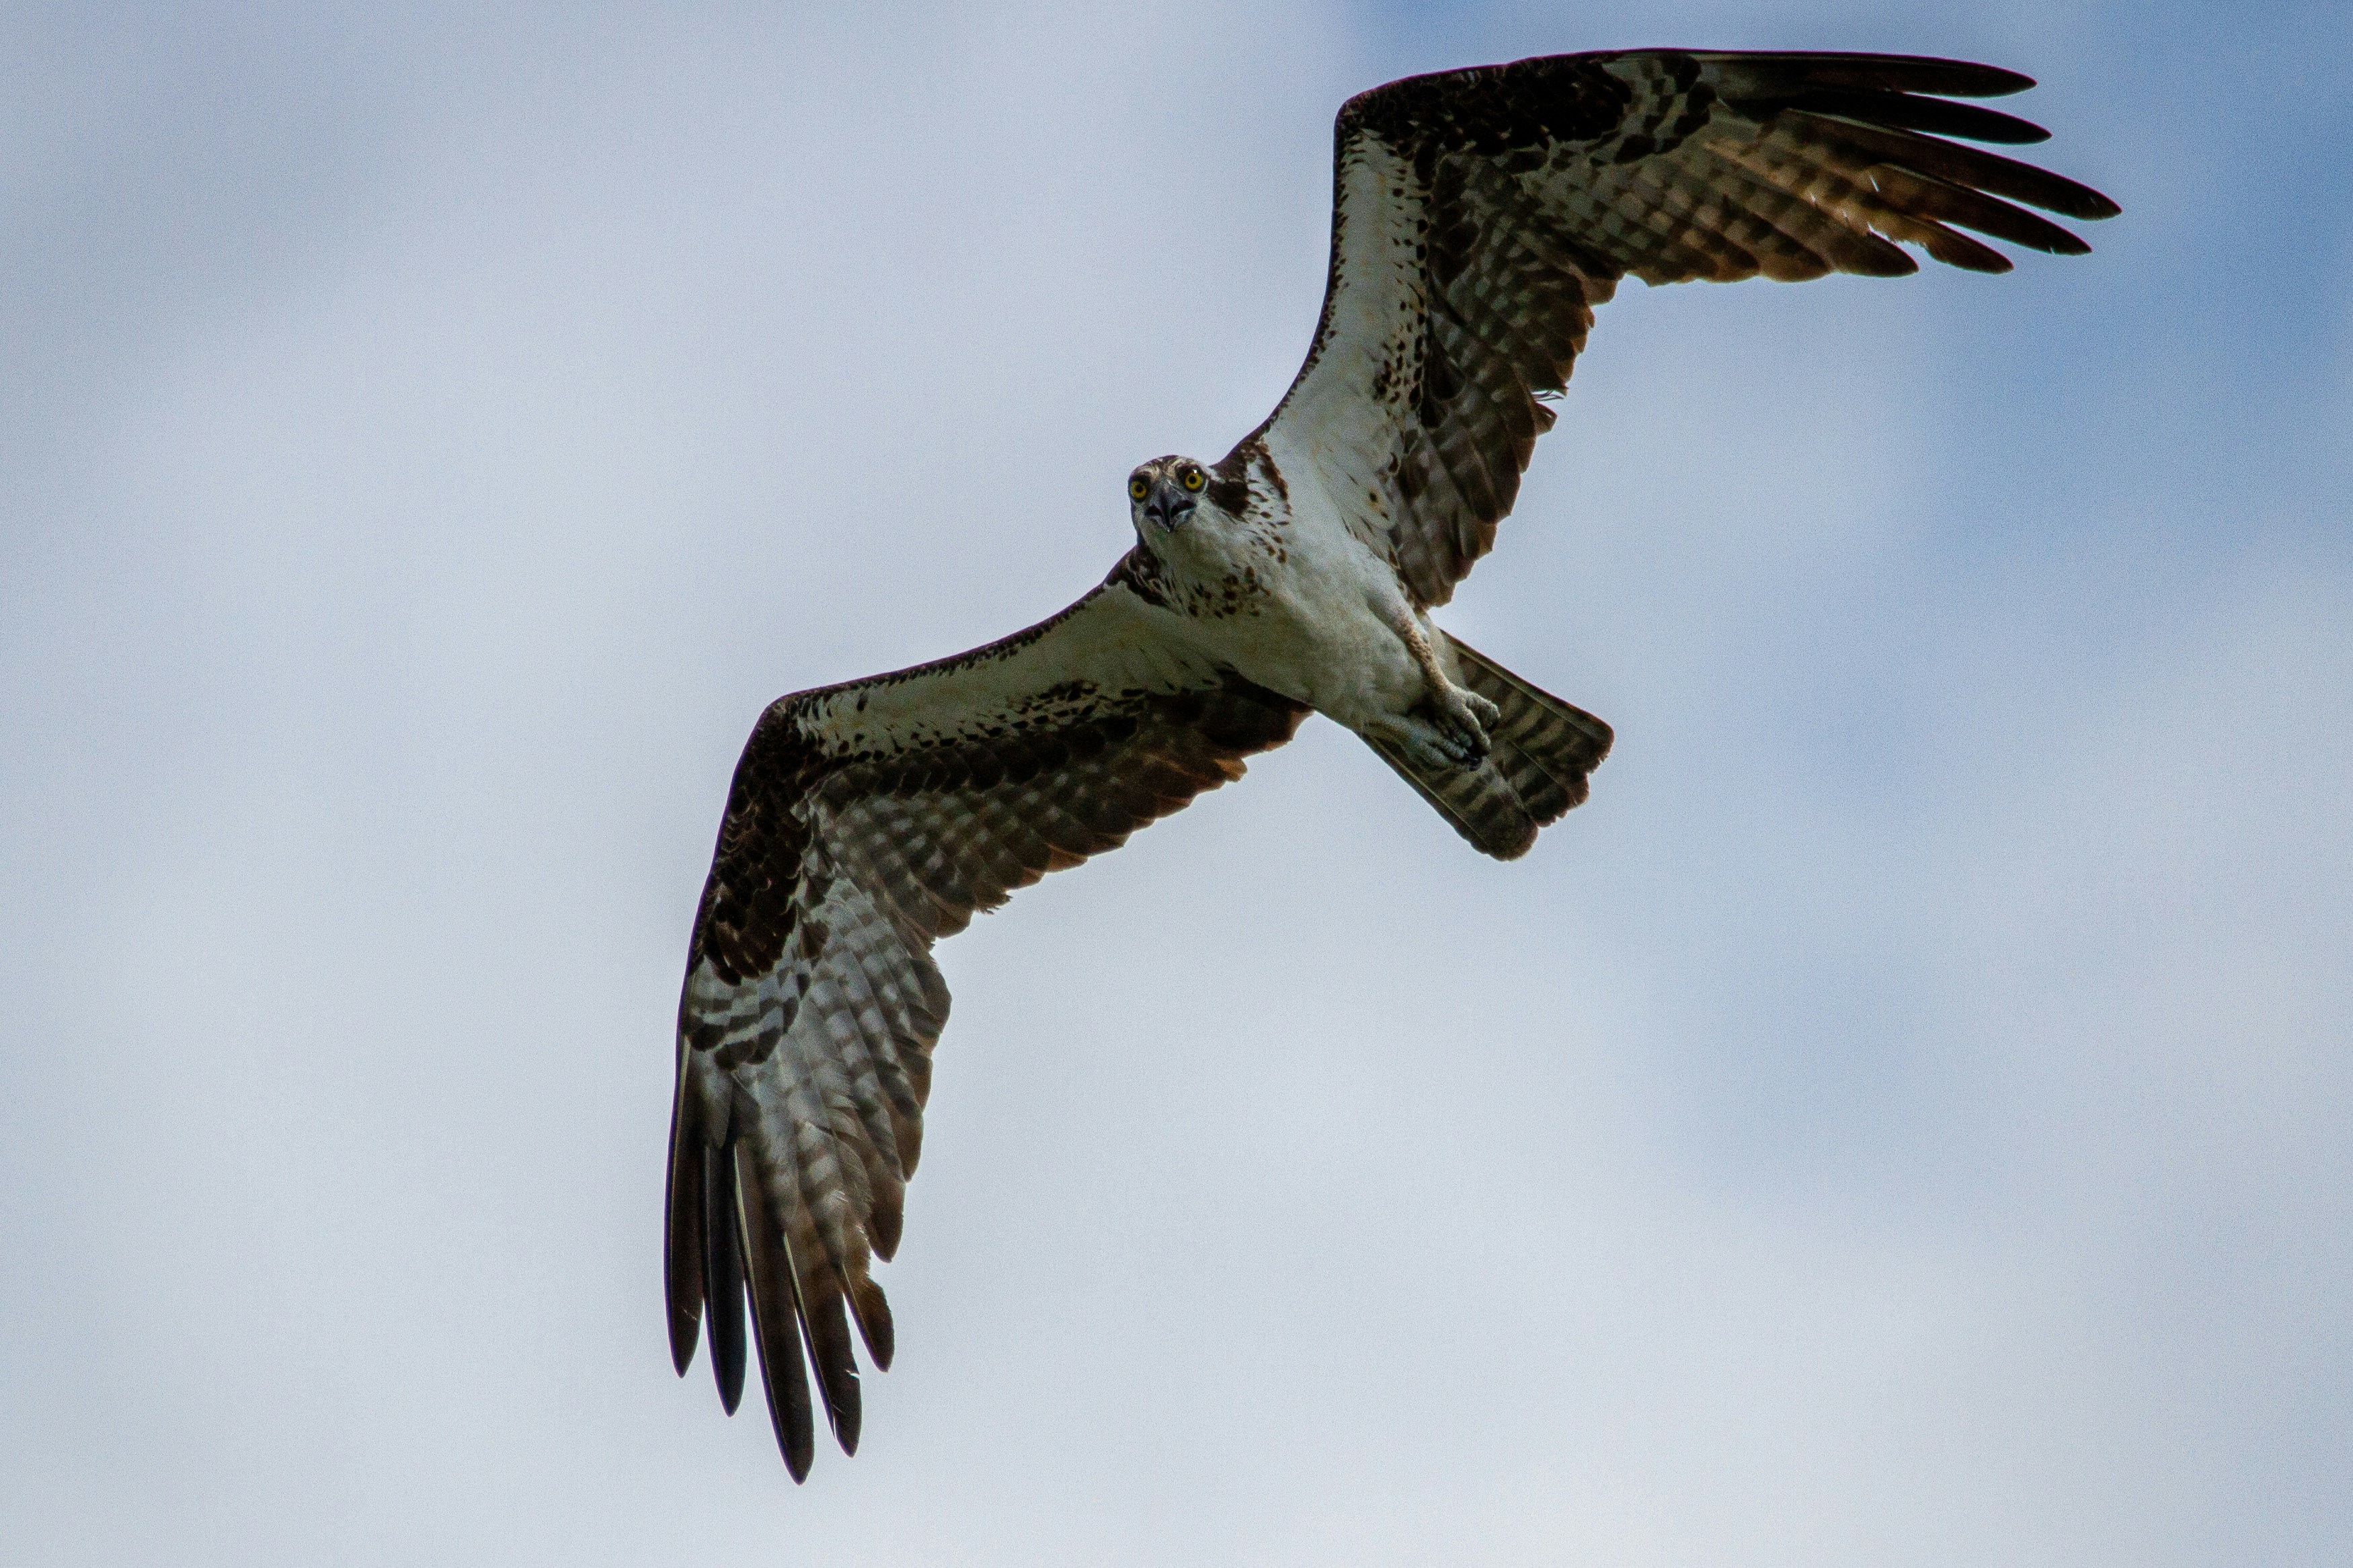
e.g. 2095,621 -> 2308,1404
665,47 -> 2116,1478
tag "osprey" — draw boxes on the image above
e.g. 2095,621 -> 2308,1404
666,48 -> 2116,1477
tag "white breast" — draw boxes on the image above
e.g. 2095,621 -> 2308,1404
1158,455 -> 1429,733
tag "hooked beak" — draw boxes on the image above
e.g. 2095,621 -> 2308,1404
1143,479 -> 1196,532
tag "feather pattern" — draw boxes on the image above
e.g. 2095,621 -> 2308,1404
666,572 -> 1308,1475
1256,49 -> 2118,608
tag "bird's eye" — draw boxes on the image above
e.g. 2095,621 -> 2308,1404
1129,476 -> 1150,501
1182,468 -> 1206,493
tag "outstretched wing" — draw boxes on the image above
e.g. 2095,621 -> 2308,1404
1253,50 -> 2120,608
665,561 -> 1308,1477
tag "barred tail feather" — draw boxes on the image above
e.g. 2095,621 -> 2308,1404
1365,637 -> 1612,860
1445,636 -> 1612,826
1364,729 -> 1540,859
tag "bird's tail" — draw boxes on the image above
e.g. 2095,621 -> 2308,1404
1362,635 -> 1613,860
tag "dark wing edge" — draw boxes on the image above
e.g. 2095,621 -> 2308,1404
664,582 -> 1308,1477
1252,48 -> 2120,608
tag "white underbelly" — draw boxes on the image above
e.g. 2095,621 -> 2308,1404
1176,506 -> 1427,731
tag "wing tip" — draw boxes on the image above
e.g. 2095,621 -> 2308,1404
823,1360 -> 865,1456
668,1315 -> 701,1379
1724,51 -> 2040,99
734,1145 -> 821,1482
851,1277 -> 898,1372
703,1141 -> 749,1415
664,1053 -> 710,1380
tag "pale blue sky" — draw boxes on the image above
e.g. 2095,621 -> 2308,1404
3,4 -> 2347,1563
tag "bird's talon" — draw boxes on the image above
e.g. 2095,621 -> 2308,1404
1428,690 -> 1491,765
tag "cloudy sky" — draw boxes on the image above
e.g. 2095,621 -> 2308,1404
3,3 -> 2346,1563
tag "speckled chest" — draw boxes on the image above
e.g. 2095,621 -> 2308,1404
1165,511 -> 1293,622
1151,454 -> 1424,720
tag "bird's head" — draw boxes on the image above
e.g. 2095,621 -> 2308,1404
1127,455 -> 1211,543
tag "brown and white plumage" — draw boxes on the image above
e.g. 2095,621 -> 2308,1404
1263,49 -> 2117,609
668,586 -> 1308,1475
668,46 -> 2114,1477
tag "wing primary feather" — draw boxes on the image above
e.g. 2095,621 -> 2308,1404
1796,115 -> 2121,220
774,1136 -> 867,1452
701,1139 -> 748,1415
771,1149 -> 866,1455
733,1144 -> 817,1481
662,1056 -> 706,1378
850,1277 -> 896,1371
1903,220 -> 2013,274
1702,52 -> 2037,100
803,1292 -> 864,1454
1863,165 -> 2091,255
1765,87 -> 2051,145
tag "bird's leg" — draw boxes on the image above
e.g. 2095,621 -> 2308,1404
1370,602 -> 1500,766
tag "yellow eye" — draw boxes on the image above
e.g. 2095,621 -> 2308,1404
1129,477 -> 1150,501
1182,468 -> 1205,492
